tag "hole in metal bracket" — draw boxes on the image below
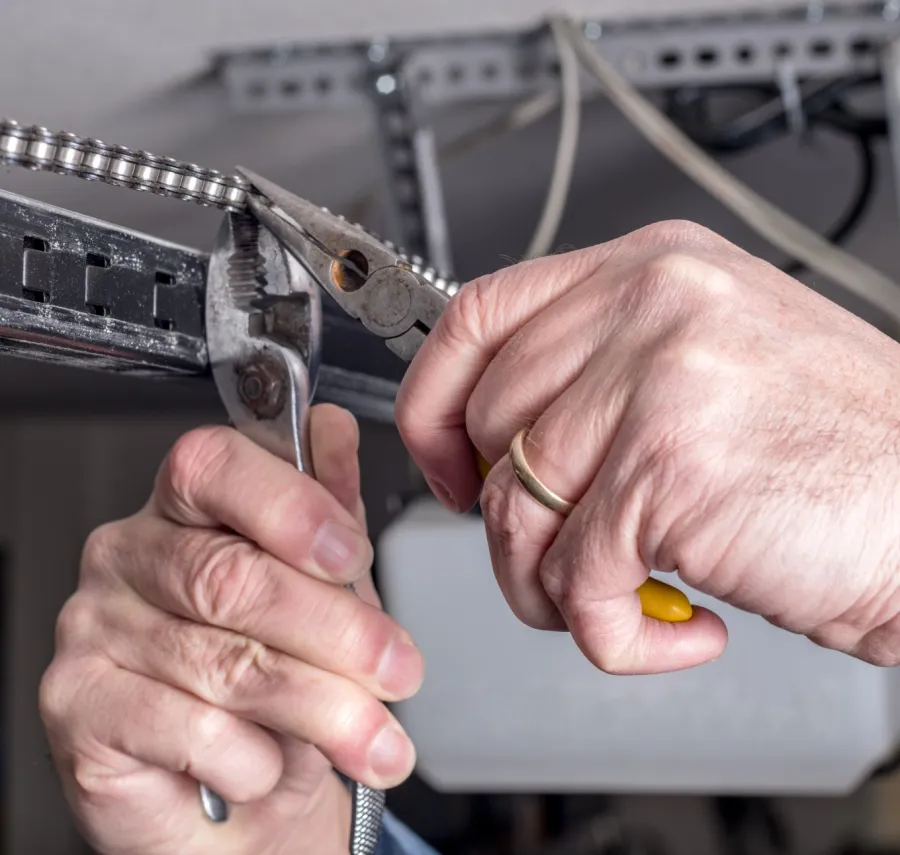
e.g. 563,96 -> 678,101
89,304 -> 110,317
23,235 -> 48,252
850,38 -> 876,57
809,39 -> 834,58
695,47 -> 719,66
772,41 -> 794,58
658,50 -> 682,68
155,270 -> 175,285
155,318 -> 175,330
86,252 -> 110,268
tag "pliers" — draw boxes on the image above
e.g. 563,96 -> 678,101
202,167 -> 692,853
201,167 -> 457,855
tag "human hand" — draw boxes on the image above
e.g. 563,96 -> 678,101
397,220 -> 900,674
40,405 -> 423,855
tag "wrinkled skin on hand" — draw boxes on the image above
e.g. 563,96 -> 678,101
40,405 -> 423,855
397,220 -> 900,674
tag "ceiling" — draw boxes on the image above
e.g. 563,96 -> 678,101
0,0 -> 893,417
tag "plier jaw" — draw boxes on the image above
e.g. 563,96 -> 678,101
236,166 -> 451,363
205,210 -> 322,474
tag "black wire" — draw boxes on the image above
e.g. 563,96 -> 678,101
665,75 -> 885,149
663,76 -> 885,277
781,129 -> 877,277
663,77 -> 868,153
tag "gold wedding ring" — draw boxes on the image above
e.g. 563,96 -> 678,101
509,427 -> 575,516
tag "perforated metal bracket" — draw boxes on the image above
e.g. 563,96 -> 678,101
365,57 -> 454,275
0,189 -> 400,421
219,4 -> 900,114
0,189 -> 208,375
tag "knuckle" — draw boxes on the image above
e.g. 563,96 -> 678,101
441,273 -> 498,349
204,632 -> 278,706
329,694 -> 391,758
635,219 -> 725,254
650,218 -> 716,245
187,536 -> 272,629
79,523 -> 118,582
39,655 -> 106,732
188,704 -> 235,754
537,557 -> 568,607
70,755 -> 124,806
588,650 -> 633,676
162,426 -> 236,514
38,661 -> 73,730
53,594 -> 98,654
639,250 -> 737,306
480,473 -> 529,559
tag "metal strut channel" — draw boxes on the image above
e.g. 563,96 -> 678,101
218,3 -> 900,113
0,189 -> 400,422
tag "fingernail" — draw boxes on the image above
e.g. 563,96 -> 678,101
378,639 -> 424,697
311,520 -> 372,581
368,724 -> 415,782
425,475 -> 459,513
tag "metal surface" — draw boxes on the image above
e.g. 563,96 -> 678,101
240,167 -> 453,362
0,187 -> 401,420
219,4 -> 900,114
366,61 -> 454,275
0,188 -> 207,375
351,784 -> 387,855
0,120 -> 250,213
207,211 -> 320,469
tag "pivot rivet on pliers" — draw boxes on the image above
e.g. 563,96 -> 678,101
236,355 -> 287,419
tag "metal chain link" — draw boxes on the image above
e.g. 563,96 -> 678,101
1,119 -> 250,211
0,118 -> 460,296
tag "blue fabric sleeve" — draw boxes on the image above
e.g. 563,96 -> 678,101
375,810 -> 440,855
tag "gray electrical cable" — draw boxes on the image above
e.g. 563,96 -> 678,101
524,17 -> 583,260
554,15 -> 900,329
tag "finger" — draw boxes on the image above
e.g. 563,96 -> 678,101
100,519 -> 423,700
396,246 -> 615,511
309,404 -> 363,524
479,458 -> 567,631
539,457 -> 728,674
42,657 -> 283,805
150,425 -> 372,585
103,605 -> 417,789
308,404 -> 378,603
476,342 -> 630,629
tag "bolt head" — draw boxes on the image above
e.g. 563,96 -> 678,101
237,359 -> 286,419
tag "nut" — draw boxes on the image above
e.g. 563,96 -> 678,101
237,357 -> 286,419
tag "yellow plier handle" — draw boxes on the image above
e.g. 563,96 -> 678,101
475,453 -> 692,623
